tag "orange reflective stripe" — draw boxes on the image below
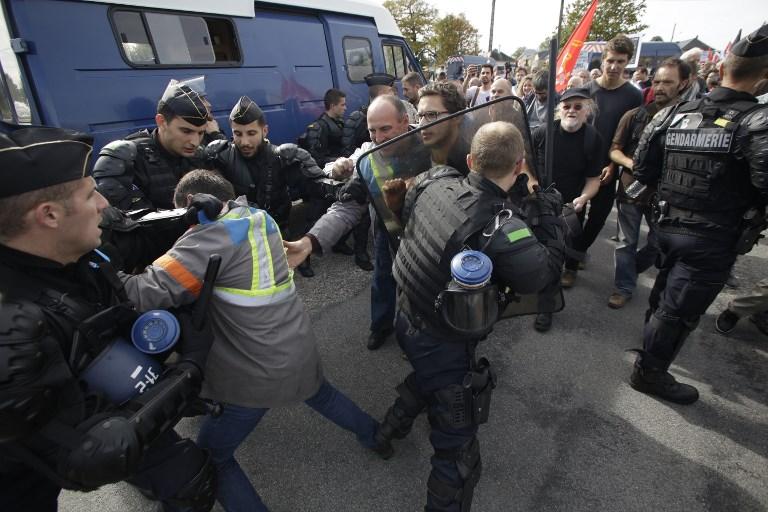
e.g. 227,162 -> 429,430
154,254 -> 203,296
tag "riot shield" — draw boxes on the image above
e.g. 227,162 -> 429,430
356,95 -> 563,317
355,95 -> 538,249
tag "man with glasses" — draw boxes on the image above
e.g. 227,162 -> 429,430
531,87 -> 602,331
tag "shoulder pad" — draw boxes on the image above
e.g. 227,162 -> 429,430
205,138 -> 230,157
98,139 -> 137,161
124,129 -> 152,142
277,143 -> 298,161
744,106 -> 768,133
0,299 -> 47,346
93,140 -> 137,178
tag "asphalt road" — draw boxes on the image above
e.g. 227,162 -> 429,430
60,211 -> 768,512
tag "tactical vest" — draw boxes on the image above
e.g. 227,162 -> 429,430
216,142 -> 291,227
393,170 -> 493,326
319,114 -> 345,157
342,107 -> 370,154
660,99 -> 762,227
125,130 -> 200,210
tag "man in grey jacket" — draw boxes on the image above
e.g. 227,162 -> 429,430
121,170 -> 391,511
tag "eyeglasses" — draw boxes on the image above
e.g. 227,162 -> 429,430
561,103 -> 584,111
416,111 -> 450,123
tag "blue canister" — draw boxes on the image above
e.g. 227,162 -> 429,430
131,310 -> 181,354
80,337 -> 163,404
450,250 -> 493,289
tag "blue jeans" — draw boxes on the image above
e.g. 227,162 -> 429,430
370,220 -> 396,334
614,201 -> 659,297
196,380 -> 378,512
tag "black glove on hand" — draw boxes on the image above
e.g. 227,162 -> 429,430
522,185 -> 563,221
184,193 -> 223,225
175,310 -> 214,372
338,177 -> 368,204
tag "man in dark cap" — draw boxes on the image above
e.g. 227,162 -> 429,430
0,126 -> 219,511
205,96 -> 332,276
93,80 -> 210,211
341,72 -> 404,155
531,87 -> 602,332
628,23 -> 768,404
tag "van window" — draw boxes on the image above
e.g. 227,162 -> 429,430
0,4 -> 32,123
343,37 -> 373,82
112,9 -> 240,66
382,44 -> 406,78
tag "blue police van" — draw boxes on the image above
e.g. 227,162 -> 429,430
0,0 -> 423,151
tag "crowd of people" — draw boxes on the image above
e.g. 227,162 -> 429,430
1,20 -> 767,512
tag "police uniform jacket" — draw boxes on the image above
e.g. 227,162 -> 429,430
94,129 -> 206,211
122,197 -> 323,408
634,86 -> 768,232
394,170 -> 563,334
206,139 -> 324,231
304,113 -> 345,166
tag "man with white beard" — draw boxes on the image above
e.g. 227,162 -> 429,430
531,87 -> 602,331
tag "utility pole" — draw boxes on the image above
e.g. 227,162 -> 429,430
670,23 -> 676,41
488,0 -> 496,53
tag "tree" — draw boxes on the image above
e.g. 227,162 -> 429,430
491,49 -> 512,62
511,46 -> 527,60
560,0 -> 648,48
383,0 -> 439,67
650,35 -> 664,41
431,14 -> 481,65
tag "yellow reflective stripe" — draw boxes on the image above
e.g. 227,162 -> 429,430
261,211 -> 276,288
369,157 -> 394,189
247,215 -> 260,290
216,279 -> 294,297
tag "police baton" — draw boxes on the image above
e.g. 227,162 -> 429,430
193,254 -> 221,330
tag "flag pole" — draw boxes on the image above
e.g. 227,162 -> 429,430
543,0 -> 565,188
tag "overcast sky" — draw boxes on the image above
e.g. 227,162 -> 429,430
378,0 -> 767,54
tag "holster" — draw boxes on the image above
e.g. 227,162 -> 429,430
463,357 -> 496,425
734,207 -> 767,255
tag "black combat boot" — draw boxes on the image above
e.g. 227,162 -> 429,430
630,365 -> 699,404
370,424 -> 394,460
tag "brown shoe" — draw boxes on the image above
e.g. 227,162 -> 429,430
561,269 -> 577,288
608,292 -> 630,309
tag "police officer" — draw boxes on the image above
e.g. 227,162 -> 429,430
303,88 -> 347,167
205,96 -> 328,232
629,24 -> 768,404
0,126 -> 218,511
341,72 -> 417,155
374,122 -> 565,511
94,81 -> 210,210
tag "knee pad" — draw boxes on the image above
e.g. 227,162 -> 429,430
427,437 -> 482,512
380,372 -> 428,440
165,450 -> 216,512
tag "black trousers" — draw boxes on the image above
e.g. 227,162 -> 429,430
641,227 -> 737,366
575,177 -> 617,254
0,429 -> 206,512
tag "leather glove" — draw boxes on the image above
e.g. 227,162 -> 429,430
522,185 -> 563,222
338,176 -> 368,204
175,309 -> 214,372
184,193 -> 223,225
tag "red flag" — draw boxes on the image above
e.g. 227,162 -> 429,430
555,0 -> 600,93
